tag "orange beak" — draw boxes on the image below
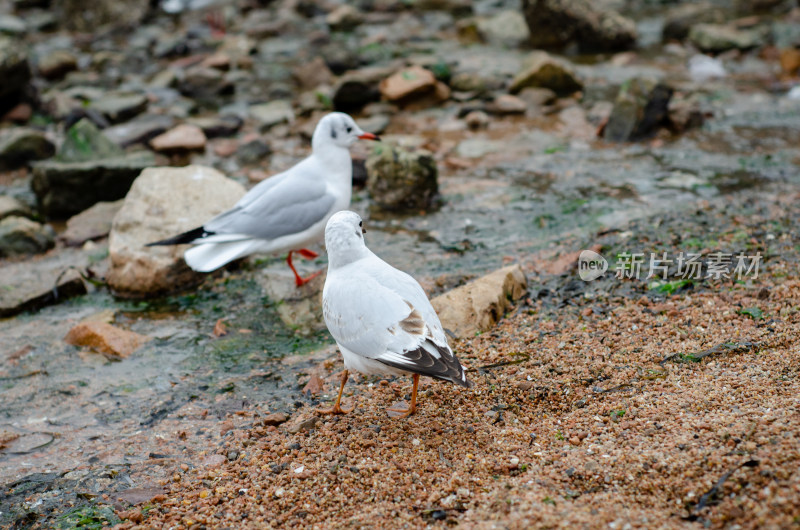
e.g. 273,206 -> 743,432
358,132 -> 380,141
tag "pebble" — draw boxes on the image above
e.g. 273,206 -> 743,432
149,124 -> 207,152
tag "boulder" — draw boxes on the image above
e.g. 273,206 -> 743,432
60,199 -> 123,246
477,10 -> 529,48
0,128 -> 55,169
379,66 -> 437,103
64,321 -> 150,359
89,93 -> 149,124
366,144 -> 438,211
603,78 -> 673,142
103,114 -> 175,147
510,51 -> 582,95
32,119 -> 155,218
149,124 -> 207,153
106,165 -> 246,297
0,37 -> 31,114
0,247 -> 88,317
0,216 -> 55,257
257,269 -> 326,335
431,264 -> 528,339
0,195 -> 31,220
688,23 -> 765,52
521,0 -> 637,52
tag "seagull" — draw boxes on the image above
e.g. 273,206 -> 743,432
146,113 -> 379,286
319,211 -> 472,418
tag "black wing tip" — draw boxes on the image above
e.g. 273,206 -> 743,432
145,226 -> 211,247
378,340 -> 473,389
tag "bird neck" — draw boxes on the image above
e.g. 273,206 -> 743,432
311,141 -> 352,171
326,242 -> 372,270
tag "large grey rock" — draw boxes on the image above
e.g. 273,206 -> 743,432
0,216 -> 55,257
103,114 -> 175,147
431,265 -> 528,340
366,144 -> 438,211
521,0 -> 637,52
0,37 -> 31,113
60,199 -> 123,246
89,93 -> 149,124
510,51 -> 583,95
0,247 -> 88,317
688,23 -> 765,52
257,269 -> 326,335
107,165 -> 245,297
31,119 -> 154,218
603,78 -> 673,142
0,128 -> 55,169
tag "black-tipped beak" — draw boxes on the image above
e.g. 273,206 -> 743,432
358,132 -> 380,141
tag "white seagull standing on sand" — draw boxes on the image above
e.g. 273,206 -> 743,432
319,211 -> 472,418
147,112 -> 379,286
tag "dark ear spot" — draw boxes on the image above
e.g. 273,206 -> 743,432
330,127 -> 337,139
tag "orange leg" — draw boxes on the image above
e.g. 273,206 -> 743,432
386,374 -> 419,418
287,249 -> 323,287
317,370 -> 354,414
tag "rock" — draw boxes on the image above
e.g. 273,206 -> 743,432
688,23 -> 764,52
486,94 -> 527,114
58,118 -> 124,162
0,128 -> 55,169
603,78 -> 673,142
379,66 -> 437,103
517,87 -> 557,107
521,0 -> 637,52
61,0 -> 149,32
103,114 -> 175,147
465,110 -> 490,129
326,4 -> 364,31
287,415 -> 319,434
431,264 -> 528,339
257,269 -> 326,335
249,100 -> 294,131
37,49 -> 77,80
0,216 -> 54,257
0,248 -> 88,317
3,102 -> 32,123
366,144 -> 438,211
261,412 -> 289,426
0,14 -> 26,35
201,454 -> 227,468
662,3 -> 725,42
236,138 -> 271,165
780,48 -> 800,77
455,138 -> 502,158
688,54 -> 727,82
510,51 -> 582,95
60,200 -> 123,246
187,115 -> 243,138
667,95 -> 705,133
149,124 -> 207,153
106,165 -> 246,297
0,37 -> 31,114
449,71 -> 488,93
332,66 -> 391,112
89,93 -> 148,124
64,322 -> 149,359
178,66 -> 233,100
0,195 -> 31,220
292,56 -> 333,90
477,10 -> 529,48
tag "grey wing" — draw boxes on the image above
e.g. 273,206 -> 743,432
204,168 -> 335,241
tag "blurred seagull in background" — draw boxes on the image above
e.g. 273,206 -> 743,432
147,113 -> 379,286
319,211 -> 472,418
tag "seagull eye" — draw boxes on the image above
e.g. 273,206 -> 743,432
346,126 -> 352,133
358,221 -> 362,227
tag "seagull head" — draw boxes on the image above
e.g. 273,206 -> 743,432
312,112 -> 379,153
325,210 -> 370,268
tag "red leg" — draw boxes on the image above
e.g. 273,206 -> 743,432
286,249 -> 322,287
317,370 -> 354,414
386,374 -> 419,418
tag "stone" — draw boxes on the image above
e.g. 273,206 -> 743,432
61,0 -> 149,32
0,216 -> 54,257
603,78 -> 673,142
662,3 -> 726,42
261,412 -> 289,426
431,264 -> 528,339
0,128 -> 55,169
326,4 -> 364,32
149,124 -> 207,153
178,66 -> 233,100
780,48 -> 800,77
187,115 -> 242,138
521,0 -> 637,52
292,56 -> 333,90
0,248 -> 88,317
64,322 -> 149,359
477,10 -> 529,48
449,71 -> 489,93
0,14 -> 26,35
0,195 -> 31,220
510,51 -> 583,95
60,200 -> 123,246
486,94 -> 527,114
0,37 -> 31,114
257,269 -> 326,335
287,415 -> 319,434
465,110 -> 490,129
688,23 -> 764,52
366,144 -> 438,211
517,87 -> 557,107
236,138 -> 271,165
332,66 -> 392,112
106,165 -> 246,297
89,93 -> 149,124
37,49 -> 78,80
249,100 -> 294,131
58,118 -> 124,162
3,102 -> 32,122
667,96 -> 705,133
103,114 -> 175,147
379,66 -> 437,103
